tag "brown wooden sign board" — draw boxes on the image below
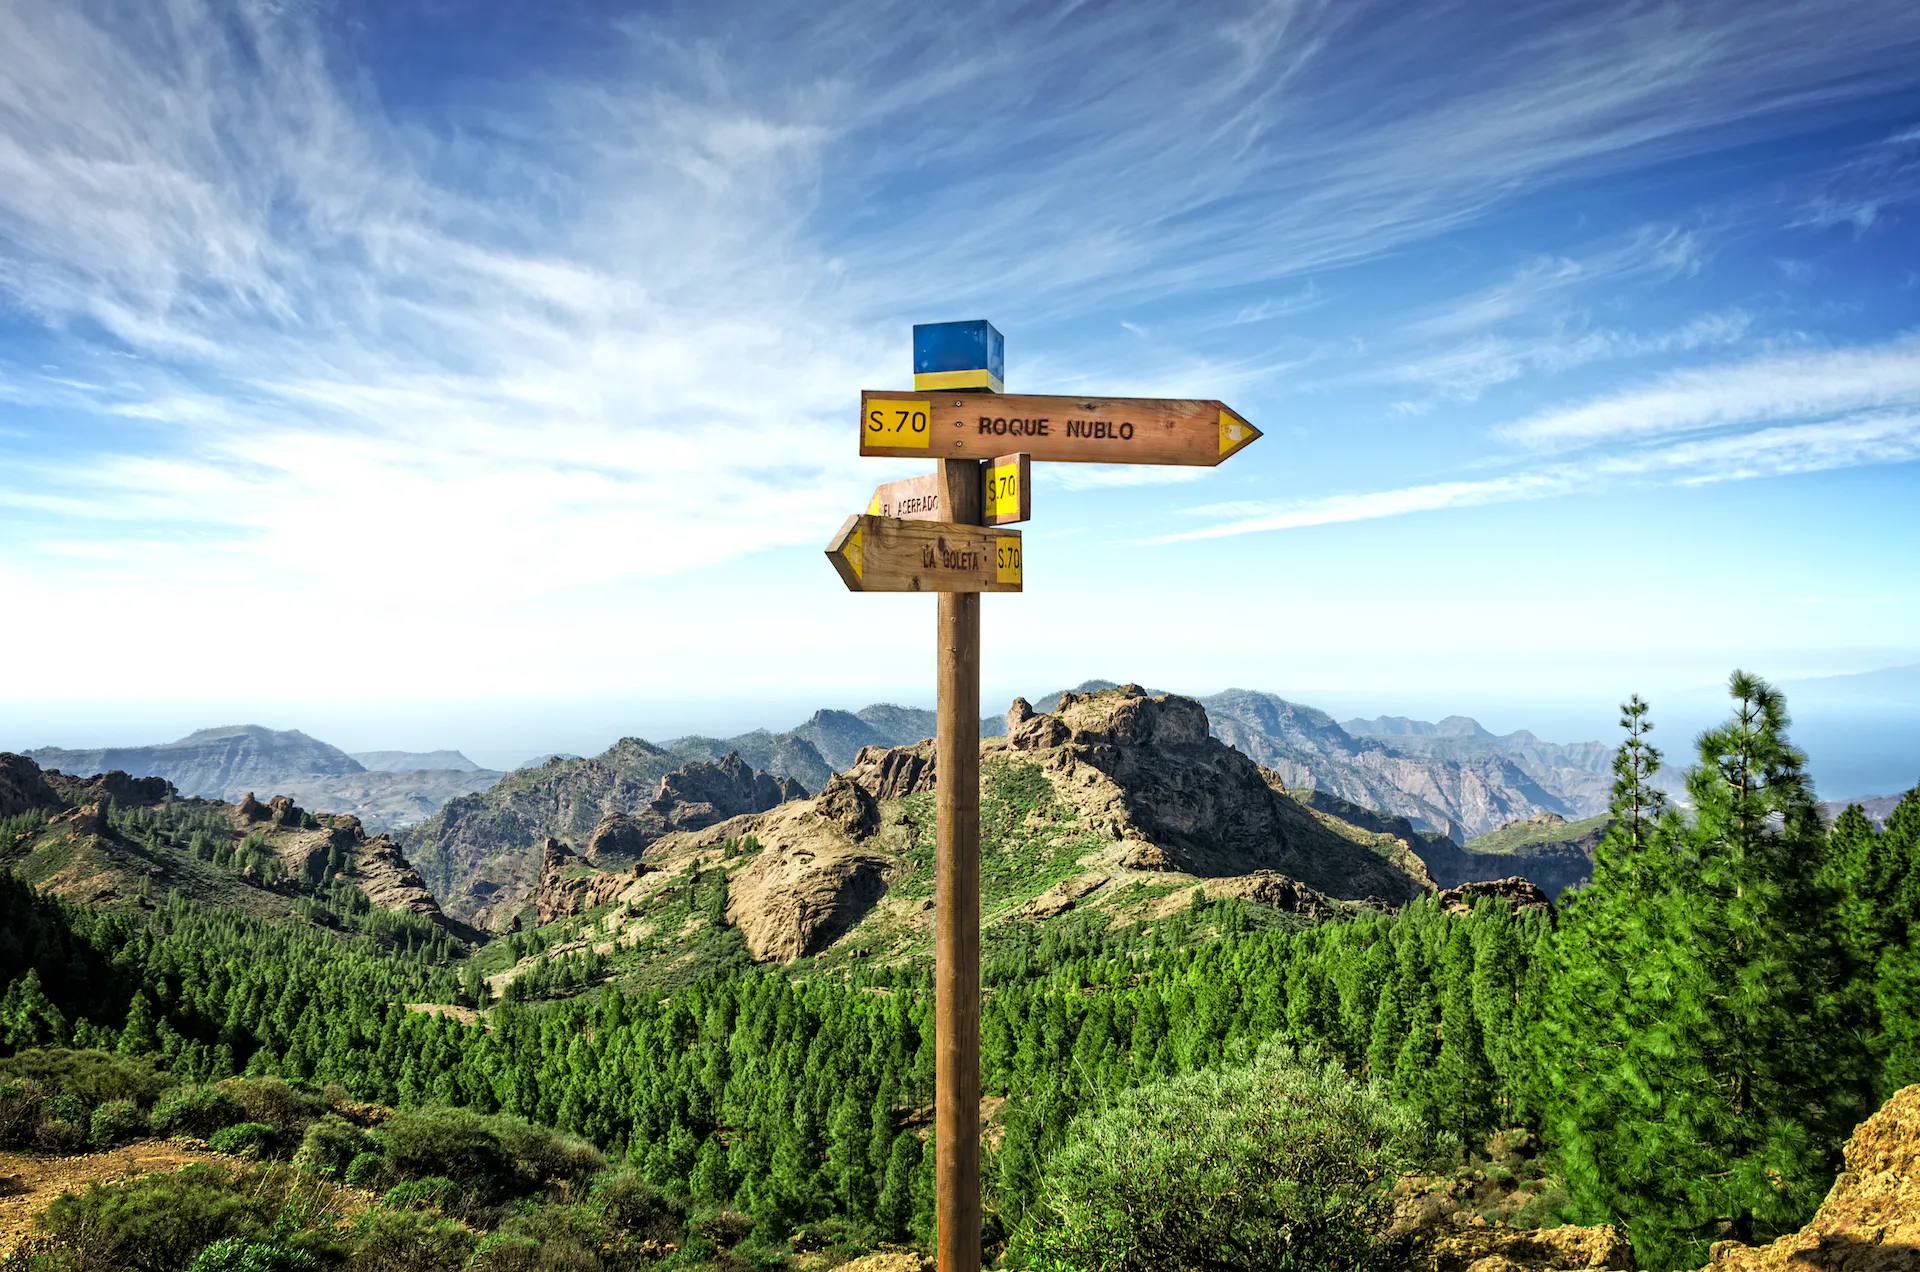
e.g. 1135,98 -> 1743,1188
866,453 -> 1030,526
859,390 -> 1260,466
825,514 -> 1022,593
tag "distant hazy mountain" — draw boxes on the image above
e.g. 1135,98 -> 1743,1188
351,749 -> 484,773
27,725 -> 502,834
29,725 -> 364,797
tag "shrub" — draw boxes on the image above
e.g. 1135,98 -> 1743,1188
293,1115 -> 370,1176
0,1078 -> 47,1147
90,1098 -> 148,1149
0,1048 -> 173,1108
373,1106 -> 515,1200
221,1078 -> 329,1138
209,1122 -> 279,1158
34,1117 -> 87,1153
351,1206 -> 477,1272
493,1202 -> 622,1269
33,1163 -> 275,1272
491,1113 -> 607,1185
590,1168 -> 686,1244
382,1176 -> 464,1213
151,1085 -> 247,1139
1011,1045 -> 1433,1272
185,1237 -> 320,1272
344,1151 -> 388,1190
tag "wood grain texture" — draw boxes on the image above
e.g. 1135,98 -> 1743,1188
933,456 -> 982,1272
863,453 -> 1031,526
823,513 -> 1020,593
866,472 -> 943,520
860,389 -> 1261,466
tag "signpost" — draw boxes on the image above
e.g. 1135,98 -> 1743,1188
826,320 -> 1261,1272
865,452 -> 1030,526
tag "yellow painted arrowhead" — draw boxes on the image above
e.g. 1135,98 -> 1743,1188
1219,409 -> 1251,456
844,526 -> 863,580
866,493 -> 881,515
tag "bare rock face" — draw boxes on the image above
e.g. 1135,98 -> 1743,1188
268,794 -> 303,826
816,773 -> 880,840
1024,873 -> 1109,919
1012,686 -> 1432,903
844,740 -> 937,800
584,812 -> 652,867
237,792 -> 271,823
0,753 -> 61,820
1429,1224 -> 1635,1272
1436,877 -> 1554,917
725,836 -> 896,961
652,752 -> 806,834
1700,1083 -> 1920,1272
534,836 -> 632,924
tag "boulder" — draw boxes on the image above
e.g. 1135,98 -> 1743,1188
725,838 -> 895,961
1700,1083 -> 1920,1272
816,773 -> 880,841
237,792 -> 271,823
268,794 -> 302,826
1436,877 -> 1554,917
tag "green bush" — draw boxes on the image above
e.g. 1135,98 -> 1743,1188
370,1105 -> 603,1203
293,1115 -> 370,1176
151,1085 -> 246,1139
208,1122 -> 279,1157
344,1151 -> 388,1190
351,1206 -> 477,1272
467,1233 -> 541,1272
0,1048 -> 173,1108
221,1078 -> 330,1138
490,1112 -> 607,1184
1011,1045 -> 1433,1272
590,1168 -> 686,1243
33,1163 -> 275,1272
382,1176 -> 464,1213
89,1098 -> 148,1149
493,1202 -> 622,1268
184,1237 -> 320,1272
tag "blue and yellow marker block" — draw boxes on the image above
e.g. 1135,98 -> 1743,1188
914,319 -> 1004,393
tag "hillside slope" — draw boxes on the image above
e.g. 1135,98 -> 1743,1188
402,745 -> 809,928
0,753 -> 478,946
525,686 -> 1437,981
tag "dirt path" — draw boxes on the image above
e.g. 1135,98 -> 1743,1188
0,1141 -> 219,1254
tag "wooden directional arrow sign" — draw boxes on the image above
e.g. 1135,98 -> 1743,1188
825,515 -> 1021,593
859,391 -> 1260,465
866,453 -> 1030,526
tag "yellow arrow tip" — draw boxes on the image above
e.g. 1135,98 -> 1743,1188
1219,409 -> 1257,456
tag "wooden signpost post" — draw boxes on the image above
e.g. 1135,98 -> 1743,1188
826,320 -> 1262,1272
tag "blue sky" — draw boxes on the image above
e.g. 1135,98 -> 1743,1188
2,0 -> 1919,773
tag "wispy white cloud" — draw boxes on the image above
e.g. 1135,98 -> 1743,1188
1499,334 -> 1920,448
1153,409 -> 1920,543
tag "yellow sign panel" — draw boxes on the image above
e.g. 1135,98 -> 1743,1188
1219,409 -> 1251,456
984,459 -> 1021,521
864,399 -> 932,450
995,536 -> 1021,586
844,526 -> 863,580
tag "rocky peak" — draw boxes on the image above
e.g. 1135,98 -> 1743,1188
650,751 -> 804,833
844,739 -> 937,801
237,792 -> 271,822
1000,686 -> 1432,903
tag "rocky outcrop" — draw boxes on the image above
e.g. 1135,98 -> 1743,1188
1435,877 -> 1554,917
268,795 -> 303,826
0,753 -> 61,819
1428,1224 -> 1635,1272
1293,789 -> 1595,899
1012,686 -> 1433,903
817,773 -> 880,840
1700,1083 -> 1920,1272
585,813 -> 651,867
237,792 -> 271,823
535,837 -> 639,924
724,834 -> 897,961
38,768 -> 173,810
1201,871 -> 1342,922
652,752 -> 805,833
844,740 -> 937,801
